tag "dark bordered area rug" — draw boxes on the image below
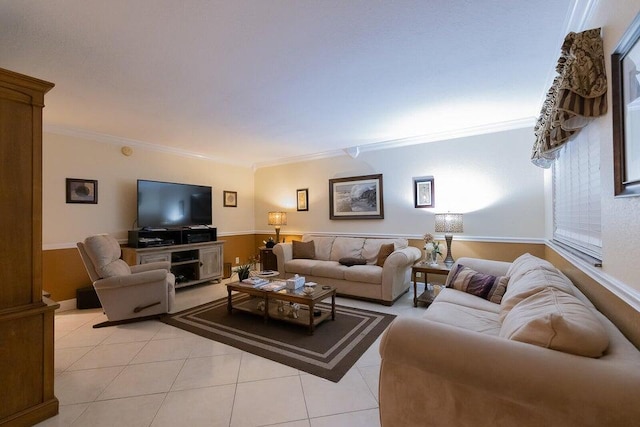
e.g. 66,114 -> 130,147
161,295 -> 395,382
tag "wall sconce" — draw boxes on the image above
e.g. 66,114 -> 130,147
268,211 -> 287,243
435,213 -> 464,267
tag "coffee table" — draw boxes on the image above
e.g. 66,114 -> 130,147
226,282 -> 336,334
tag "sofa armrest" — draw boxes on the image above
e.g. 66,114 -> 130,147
272,242 -> 292,276
94,269 -> 169,290
131,261 -> 171,274
380,246 -> 421,302
379,317 -> 640,425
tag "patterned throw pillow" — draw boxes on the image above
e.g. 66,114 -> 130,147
292,240 -> 315,259
449,264 -> 509,304
376,243 -> 395,267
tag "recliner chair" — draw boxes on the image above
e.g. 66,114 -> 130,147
77,234 -> 175,328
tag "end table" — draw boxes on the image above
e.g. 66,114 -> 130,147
412,262 -> 451,307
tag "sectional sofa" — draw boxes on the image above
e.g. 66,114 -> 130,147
378,253 -> 640,426
272,234 -> 421,305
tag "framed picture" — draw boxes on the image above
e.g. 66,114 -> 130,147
329,174 -> 384,220
66,178 -> 98,204
297,188 -> 309,211
612,11 -> 640,197
413,176 -> 435,208
223,191 -> 237,207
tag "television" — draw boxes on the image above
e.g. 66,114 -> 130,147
137,179 -> 212,228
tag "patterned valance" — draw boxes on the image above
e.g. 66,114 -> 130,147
532,28 -> 607,168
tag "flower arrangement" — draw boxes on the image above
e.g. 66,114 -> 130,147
423,233 -> 442,264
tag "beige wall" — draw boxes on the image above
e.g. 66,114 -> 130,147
255,127 -> 545,240
42,131 -> 256,245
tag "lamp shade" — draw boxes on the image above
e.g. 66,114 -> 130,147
268,211 -> 287,226
435,213 -> 463,233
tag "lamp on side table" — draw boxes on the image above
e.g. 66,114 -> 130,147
435,213 -> 463,267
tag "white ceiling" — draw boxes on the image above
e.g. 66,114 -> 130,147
0,1 -> 590,167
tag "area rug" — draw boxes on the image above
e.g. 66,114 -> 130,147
161,294 -> 396,382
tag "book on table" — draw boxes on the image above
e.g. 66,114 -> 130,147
239,278 -> 269,288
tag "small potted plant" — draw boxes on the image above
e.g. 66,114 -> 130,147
234,256 -> 257,282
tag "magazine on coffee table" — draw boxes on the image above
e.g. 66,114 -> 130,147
261,281 -> 287,291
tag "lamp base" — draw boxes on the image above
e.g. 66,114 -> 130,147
444,234 -> 455,267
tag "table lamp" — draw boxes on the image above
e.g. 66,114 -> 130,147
268,211 -> 287,243
435,213 -> 463,267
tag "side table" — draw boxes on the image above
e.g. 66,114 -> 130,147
412,262 -> 451,307
259,246 -> 278,271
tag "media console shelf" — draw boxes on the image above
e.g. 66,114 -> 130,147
122,240 -> 224,289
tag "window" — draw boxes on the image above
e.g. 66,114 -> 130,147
552,129 -> 602,262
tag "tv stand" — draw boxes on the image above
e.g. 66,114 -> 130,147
128,227 -> 217,247
122,240 -> 224,289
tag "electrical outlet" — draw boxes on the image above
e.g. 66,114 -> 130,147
235,257 -> 240,264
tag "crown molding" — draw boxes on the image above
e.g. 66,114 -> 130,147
253,117 -> 535,169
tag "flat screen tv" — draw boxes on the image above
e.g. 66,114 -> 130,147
137,179 -> 212,228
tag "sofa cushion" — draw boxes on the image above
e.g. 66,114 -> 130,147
424,301 -> 502,335
506,253 -> 557,284
339,257 -> 367,266
293,240 -> 315,259
448,264 -> 509,304
311,261 -> 347,280
284,259 -> 322,276
344,265 -> 383,284
330,237 -> 365,261
376,243 -> 395,267
500,267 -> 576,321
435,288 -> 501,314
500,287 -> 609,357
302,235 -> 335,260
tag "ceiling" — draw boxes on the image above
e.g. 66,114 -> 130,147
0,1 -> 590,167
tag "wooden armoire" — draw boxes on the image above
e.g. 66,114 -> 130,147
0,68 -> 59,425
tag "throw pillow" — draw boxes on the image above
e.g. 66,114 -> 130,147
339,257 -> 367,266
376,243 -> 395,267
499,287 -> 609,358
292,240 -> 315,259
448,264 -> 509,304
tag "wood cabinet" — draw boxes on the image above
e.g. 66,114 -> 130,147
123,241 -> 224,288
0,68 -> 59,426
259,246 -> 277,271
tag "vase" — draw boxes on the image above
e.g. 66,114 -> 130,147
429,251 -> 439,266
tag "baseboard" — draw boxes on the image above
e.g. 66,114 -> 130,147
55,298 -> 78,312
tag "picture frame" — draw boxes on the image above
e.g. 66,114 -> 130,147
329,174 -> 383,220
223,190 -> 237,207
413,176 -> 435,208
297,188 -> 309,211
66,178 -> 98,204
612,11 -> 640,197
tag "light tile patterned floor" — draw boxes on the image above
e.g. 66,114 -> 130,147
37,279 -> 427,427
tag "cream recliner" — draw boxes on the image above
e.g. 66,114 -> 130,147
77,234 -> 175,327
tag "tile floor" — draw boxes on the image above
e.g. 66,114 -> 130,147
37,279 -> 427,427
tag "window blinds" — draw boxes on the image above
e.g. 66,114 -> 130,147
552,133 -> 602,260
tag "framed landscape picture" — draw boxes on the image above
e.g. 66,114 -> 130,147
329,174 -> 383,220
297,188 -> 309,211
66,178 -> 98,204
414,176 -> 435,208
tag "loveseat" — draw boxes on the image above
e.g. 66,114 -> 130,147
378,253 -> 640,426
273,234 -> 421,305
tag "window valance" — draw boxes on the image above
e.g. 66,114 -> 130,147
532,28 -> 607,168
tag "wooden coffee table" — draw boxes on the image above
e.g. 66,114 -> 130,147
226,282 -> 336,334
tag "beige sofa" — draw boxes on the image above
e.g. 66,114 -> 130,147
273,234 -> 421,305
379,254 -> 640,426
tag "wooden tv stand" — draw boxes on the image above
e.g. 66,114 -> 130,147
123,241 -> 224,289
